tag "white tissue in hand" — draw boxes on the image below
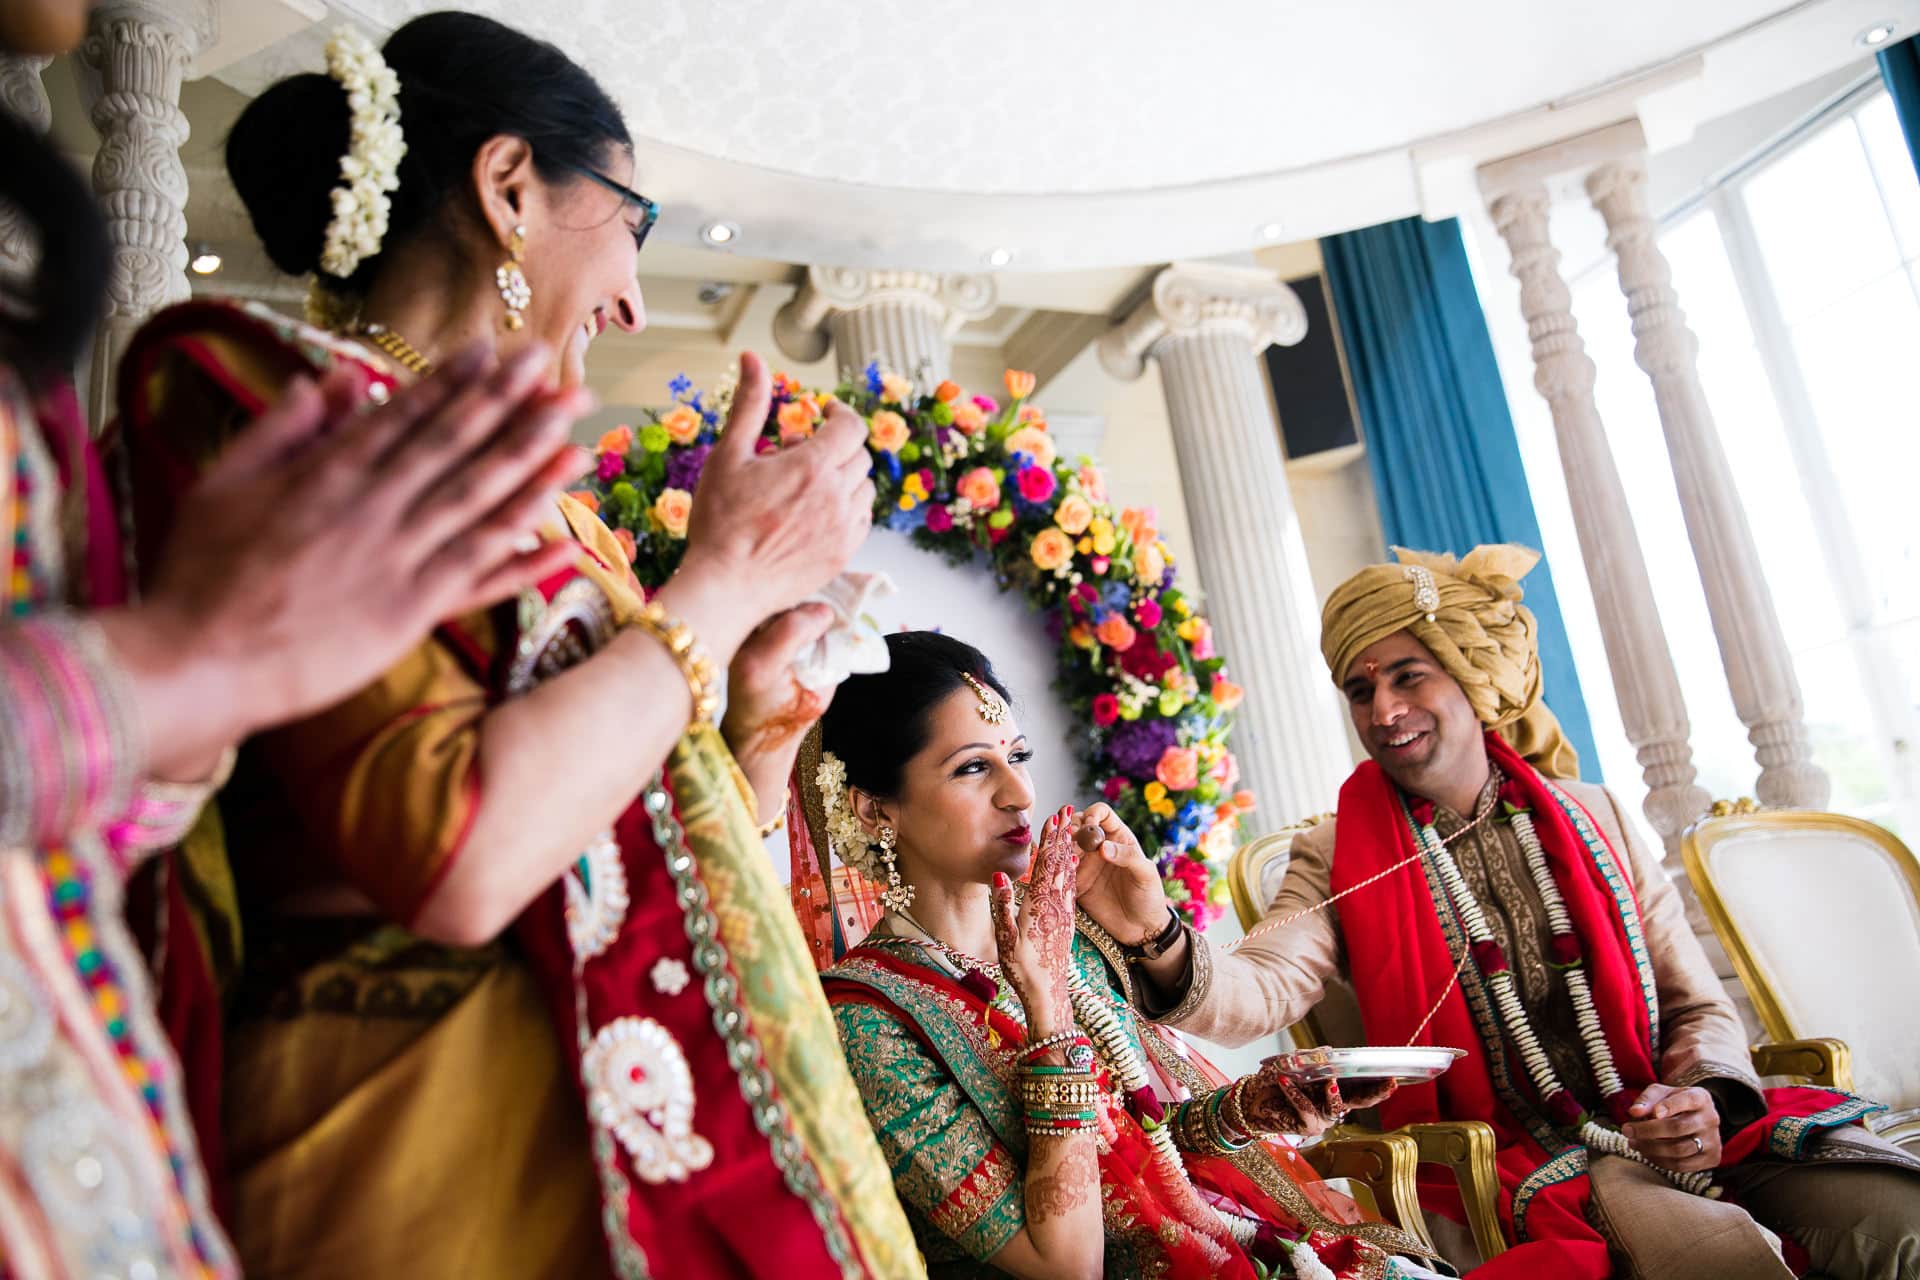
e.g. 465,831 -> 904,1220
792,572 -> 895,691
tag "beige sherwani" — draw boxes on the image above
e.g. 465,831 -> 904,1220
1145,776 -> 1919,1279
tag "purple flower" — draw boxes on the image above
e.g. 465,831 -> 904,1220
1104,718 -> 1178,782
665,443 -> 712,493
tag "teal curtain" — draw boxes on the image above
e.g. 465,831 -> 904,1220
1320,215 -> 1601,777
1878,35 -> 1920,179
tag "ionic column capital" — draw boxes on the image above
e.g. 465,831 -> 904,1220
773,265 -> 997,365
1097,262 -> 1306,382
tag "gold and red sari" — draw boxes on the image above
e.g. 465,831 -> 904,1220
114,299 -> 919,1279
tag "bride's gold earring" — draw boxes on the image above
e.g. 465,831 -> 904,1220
875,824 -> 914,913
496,224 -> 530,331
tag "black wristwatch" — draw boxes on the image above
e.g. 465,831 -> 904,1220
1122,906 -> 1185,961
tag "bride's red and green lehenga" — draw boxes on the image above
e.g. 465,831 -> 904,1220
822,913 -> 1436,1280
114,298 -> 919,1279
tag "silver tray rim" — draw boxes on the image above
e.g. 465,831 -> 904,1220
1264,1045 -> 1468,1082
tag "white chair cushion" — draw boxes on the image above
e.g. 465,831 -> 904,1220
1706,826 -> 1920,1111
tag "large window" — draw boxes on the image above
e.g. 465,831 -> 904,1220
1519,86 -> 1920,837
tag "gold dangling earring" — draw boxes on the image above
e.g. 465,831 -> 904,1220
496,224 -> 530,331
875,825 -> 914,913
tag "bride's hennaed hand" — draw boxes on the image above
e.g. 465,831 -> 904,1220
991,806 -> 1078,1035
721,603 -> 836,758
1072,801 -> 1169,942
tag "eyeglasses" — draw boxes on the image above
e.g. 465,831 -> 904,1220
565,162 -> 659,253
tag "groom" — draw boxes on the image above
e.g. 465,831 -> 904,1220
1074,544 -> 1919,1278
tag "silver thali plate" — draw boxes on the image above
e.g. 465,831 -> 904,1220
1264,1045 -> 1467,1084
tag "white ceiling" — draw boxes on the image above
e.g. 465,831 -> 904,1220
206,0 -> 1920,269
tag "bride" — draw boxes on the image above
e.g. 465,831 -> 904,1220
808,631 -> 1446,1279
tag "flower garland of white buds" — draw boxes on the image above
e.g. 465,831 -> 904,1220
1411,814 -> 1711,1196
815,751 -> 882,882
318,28 -> 406,279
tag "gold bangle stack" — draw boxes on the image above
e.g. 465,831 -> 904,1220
631,601 -> 719,725
1020,1065 -> 1098,1137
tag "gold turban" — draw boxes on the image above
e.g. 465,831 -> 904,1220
1319,543 -> 1579,779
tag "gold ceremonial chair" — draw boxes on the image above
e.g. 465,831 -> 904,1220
1682,801 -> 1915,1151
1227,825 -> 1506,1264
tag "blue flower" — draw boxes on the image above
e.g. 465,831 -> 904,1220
885,502 -> 929,533
668,373 -> 693,400
864,361 -> 884,396
1101,582 -> 1132,612
879,450 -> 903,483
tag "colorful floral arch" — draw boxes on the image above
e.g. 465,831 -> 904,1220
580,363 -> 1254,928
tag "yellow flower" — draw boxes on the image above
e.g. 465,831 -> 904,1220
661,405 -> 702,445
868,409 -> 911,453
1088,517 -> 1117,557
1177,617 -> 1205,643
903,472 -> 929,500
1030,527 -> 1075,572
1144,781 -> 1168,805
1054,494 -> 1094,536
651,487 -> 693,538
1006,425 -> 1055,467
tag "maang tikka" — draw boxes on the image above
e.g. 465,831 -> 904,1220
875,824 -> 914,912
960,672 -> 1008,725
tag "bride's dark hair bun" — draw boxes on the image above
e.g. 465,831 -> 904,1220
821,632 -> 1015,799
226,10 -> 631,292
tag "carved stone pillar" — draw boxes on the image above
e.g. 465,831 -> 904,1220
1098,262 -> 1352,828
1487,184 -> 1712,846
0,54 -> 54,277
773,266 -> 997,385
1587,156 -> 1829,809
75,0 -> 211,426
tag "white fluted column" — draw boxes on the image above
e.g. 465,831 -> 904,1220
0,54 -> 53,278
1098,262 -> 1351,828
773,266 -> 997,385
1488,184 -> 1712,845
1587,156 -> 1829,809
75,0 -> 210,426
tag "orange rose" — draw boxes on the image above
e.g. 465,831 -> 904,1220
934,380 -> 962,403
880,373 -> 913,405
1154,746 -> 1199,792
1134,541 -> 1166,584
1231,788 -> 1257,813
567,489 -> 601,514
1095,615 -> 1137,650
1017,404 -> 1046,428
661,405 -> 702,445
1078,465 -> 1107,503
1119,506 -> 1158,547
1211,676 -> 1244,710
1005,369 -> 1036,400
956,467 -> 1002,511
596,424 -> 634,456
951,401 -> 987,434
777,399 -> 817,442
1054,494 -> 1094,536
1005,426 -> 1055,467
611,527 -> 638,563
651,487 -> 693,538
1030,528 -> 1075,572
868,409 -> 911,453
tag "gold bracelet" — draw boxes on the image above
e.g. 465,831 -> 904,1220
630,601 -> 719,725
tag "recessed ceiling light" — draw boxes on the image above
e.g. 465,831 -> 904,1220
1259,221 -> 1285,241
1858,21 -> 1898,47
189,244 -> 221,275
985,247 -> 1012,267
700,221 -> 739,246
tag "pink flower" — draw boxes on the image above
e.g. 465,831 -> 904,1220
1102,776 -> 1128,802
925,504 -> 954,534
1155,746 -> 1199,791
1135,599 -> 1163,629
1078,464 -> 1107,503
956,467 -> 1002,511
972,394 -> 999,415
1016,466 -> 1057,503
596,450 -> 626,481
1210,751 -> 1238,787
1092,693 -> 1121,727
754,436 -> 778,456
1189,619 -> 1215,661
